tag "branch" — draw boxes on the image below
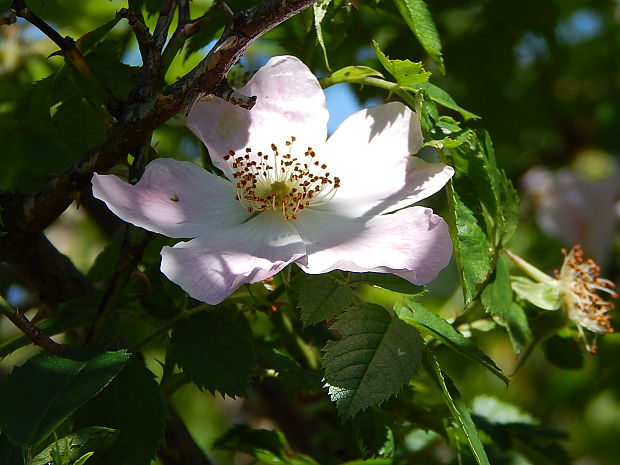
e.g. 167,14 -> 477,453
4,0 -> 316,236
1,295 -> 68,355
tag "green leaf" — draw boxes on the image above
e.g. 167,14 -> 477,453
373,41 -> 431,86
171,308 -> 256,397
411,82 -> 479,120
347,272 -> 425,295
314,0 -> 332,70
0,351 -> 129,448
424,353 -> 491,465
72,362 -> 166,465
32,427 -> 118,465
214,425 -> 320,465
395,302 -> 509,384
512,276 -> 561,310
445,179 -> 493,304
328,65 -> 384,82
481,255 -> 532,354
323,304 -> 424,418
471,395 -> 536,425
392,0 -> 444,72
77,15 -> 122,53
296,274 -> 355,327
443,129 -> 520,303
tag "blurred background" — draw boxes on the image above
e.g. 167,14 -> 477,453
1,0 -> 619,463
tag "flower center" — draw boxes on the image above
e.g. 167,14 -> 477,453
224,136 -> 341,220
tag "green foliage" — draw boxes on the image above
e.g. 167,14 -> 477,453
424,353 -> 491,465
481,255 -> 532,354
373,41 -> 430,86
314,0 -> 333,70
295,274 -> 355,327
170,308 -> 256,397
214,425 -> 320,465
72,362 -> 166,465
31,427 -> 117,465
395,301 -> 508,384
1,0 -> 618,463
323,304 -> 424,418
0,351 -> 129,448
442,129 -> 520,304
392,0 -> 444,72
346,272 -> 425,295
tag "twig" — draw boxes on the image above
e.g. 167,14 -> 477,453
120,7 -> 154,51
1,295 -> 67,355
9,0 -> 120,109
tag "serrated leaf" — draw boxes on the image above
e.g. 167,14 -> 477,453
373,41 -> 431,86
32,427 -> 118,465
72,362 -> 166,465
296,275 -> 355,327
392,0 -> 444,72
0,351 -> 129,447
424,353 -> 491,465
323,304 -> 424,418
171,308 -> 255,397
444,129 -> 520,303
395,302 -> 509,384
314,0 -> 332,70
512,276 -> 561,310
411,82 -> 479,120
347,272 -> 425,295
214,425 -> 320,465
481,255 -> 532,354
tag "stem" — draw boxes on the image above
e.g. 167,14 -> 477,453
502,248 -> 556,285
0,295 -> 67,355
320,74 -> 417,108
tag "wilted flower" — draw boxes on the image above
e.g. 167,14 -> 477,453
92,56 -> 454,304
506,246 -> 617,354
556,245 -> 617,353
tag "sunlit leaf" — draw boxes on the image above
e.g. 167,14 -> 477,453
392,0 -> 444,72
373,40 -> 431,86
424,352 -> 491,465
347,272 -> 425,295
314,0 -> 332,70
323,304 -> 424,418
395,302 -> 509,384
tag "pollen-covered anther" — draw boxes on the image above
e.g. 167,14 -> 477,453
557,245 -> 617,354
225,136 -> 340,220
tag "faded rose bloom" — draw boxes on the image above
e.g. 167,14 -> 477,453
521,152 -> 620,265
92,56 -> 454,304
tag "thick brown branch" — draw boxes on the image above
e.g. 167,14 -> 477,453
1,295 -> 68,355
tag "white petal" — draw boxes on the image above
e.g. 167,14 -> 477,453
92,159 -> 249,238
322,102 -> 453,217
160,210 -> 306,304
293,207 -> 452,285
186,55 -> 328,178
